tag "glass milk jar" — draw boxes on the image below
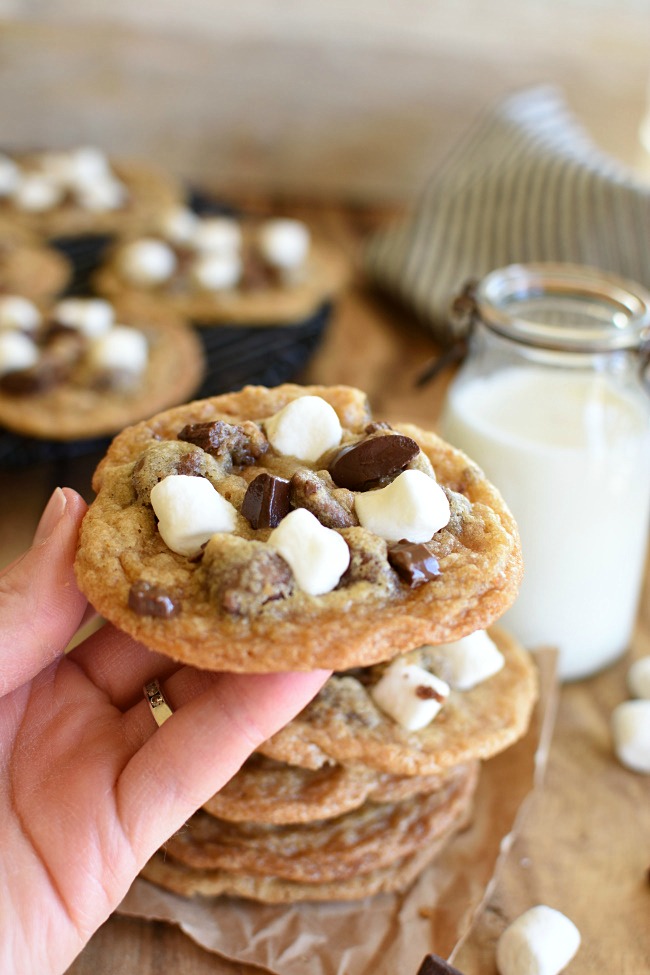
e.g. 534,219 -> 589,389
440,263 -> 650,681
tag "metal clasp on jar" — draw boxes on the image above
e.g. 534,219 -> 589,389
415,279 -> 478,388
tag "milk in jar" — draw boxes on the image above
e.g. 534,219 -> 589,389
439,263 -> 650,680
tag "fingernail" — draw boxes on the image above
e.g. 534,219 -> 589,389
33,487 -> 68,545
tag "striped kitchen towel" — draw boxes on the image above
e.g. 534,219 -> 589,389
365,85 -> 650,346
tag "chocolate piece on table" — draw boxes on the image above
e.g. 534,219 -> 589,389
416,954 -> 465,975
387,540 -> 440,587
328,433 -> 419,489
128,580 -> 180,618
241,472 -> 292,529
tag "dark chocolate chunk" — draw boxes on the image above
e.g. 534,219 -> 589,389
289,468 -> 356,529
387,539 -> 440,587
178,419 -> 268,466
328,433 -> 419,490
0,360 -> 64,395
128,580 -> 180,618
416,954 -> 466,975
241,472 -> 291,529
416,684 -> 446,702
175,450 -> 207,477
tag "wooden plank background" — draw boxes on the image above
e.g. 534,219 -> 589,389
1,1 -> 650,201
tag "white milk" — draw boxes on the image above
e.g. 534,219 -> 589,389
441,365 -> 650,680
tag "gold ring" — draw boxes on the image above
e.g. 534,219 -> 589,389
143,678 -> 173,727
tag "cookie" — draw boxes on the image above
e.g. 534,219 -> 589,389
140,780 -> 475,904
163,763 -> 479,884
0,148 -> 183,238
0,293 -> 204,440
0,219 -> 71,300
259,627 -> 538,776
202,753 -> 470,825
141,830 -> 461,904
92,215 -> 348,324
74,384 -> 523,673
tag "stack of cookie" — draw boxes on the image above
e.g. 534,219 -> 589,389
75,383 -> 537,904
141,624 -> 535,903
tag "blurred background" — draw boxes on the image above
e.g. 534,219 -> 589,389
2,0 -> 650,200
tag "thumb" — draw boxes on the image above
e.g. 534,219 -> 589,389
0,487 -> 89,696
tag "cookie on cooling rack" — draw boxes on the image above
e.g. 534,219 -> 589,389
0,146 -> 183,238
0,293 -> 204,440
92,211 -> 348,325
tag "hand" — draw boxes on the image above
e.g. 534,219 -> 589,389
0,487 -> 329,975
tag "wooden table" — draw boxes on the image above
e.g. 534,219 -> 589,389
1,200 -> 649,974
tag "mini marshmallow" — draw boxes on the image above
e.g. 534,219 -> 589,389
371,660 -> 450,731
37,150 -> 76,187
0,153 -> 19,196
87,326 -> 148,375
159,206 -> 200,246
627,656 -> 650,700
76,176 -> 127,212
0,295 -> 41,333
611,699 -> 650,773
53,298 -> 115,338
258,218 -> 309,270
65,146 -> 113,187
191,251 -> 242,291
267,507 -> 350,596
12,173 -> 64,211
496,905 -> 580,975
0,330 -> 38,376
119,239 -> 177,286
150,474 -> 237,557
423,630 -> 505,690
264,395 -> 342,463
355,469 -> 450,543
193,217 -> 242,253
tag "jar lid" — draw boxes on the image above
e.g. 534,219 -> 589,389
475,263 -> 650,352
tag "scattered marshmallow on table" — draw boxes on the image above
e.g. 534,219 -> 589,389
423,629 -> 505,690
611,699 -> 650,774
264,395 -> 342,463
371,660 -> 450,731
267,507 -> 350,596
53,298 -> 115,338
354,468 -> 451,543
496,905 -> 581,975
119,238 -> 177,286
0,295 -> 41,333
150,474 -> 238,558
627,656 -> 650,700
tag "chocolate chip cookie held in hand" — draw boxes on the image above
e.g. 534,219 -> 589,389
0,487 -> 329,975
74,383 -> 524,673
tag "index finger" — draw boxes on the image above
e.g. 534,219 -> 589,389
0,488 -> 88,696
